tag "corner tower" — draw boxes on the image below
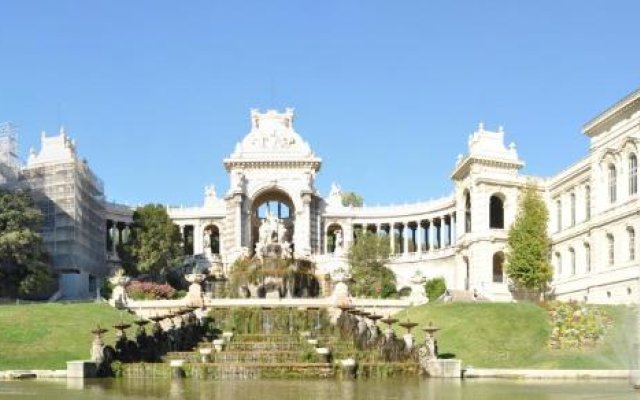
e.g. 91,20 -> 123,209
451,124 -> 524,300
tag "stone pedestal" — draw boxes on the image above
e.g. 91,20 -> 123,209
185,273 -> 206,307
408,271 -> 428,305
403,333 -> 414,351
170,359 -> 186,379
213,339 -> 225,352
424,359 -> 462,378
199,347 -> 212,363
108,272 -> 130,309
339,358 -> 357,379
67,361 -> 97,378
331,268 -> 352,308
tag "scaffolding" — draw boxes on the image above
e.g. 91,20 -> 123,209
0,122 -> 19,183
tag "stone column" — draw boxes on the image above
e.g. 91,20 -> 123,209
390,223 -> 396,254
194,222 -> 203,255
429,220 -> 437,250
324,225 -> 329,254
414,223 -> 420,253
420,221 -> 429,252
296,192 -> 313,256
403,223 -> 409,254
234,195 -> 242,250
451,213 -> 456,245
438,218 -> 444,249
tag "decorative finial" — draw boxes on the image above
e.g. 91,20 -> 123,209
59,125 -> 66,135
478,122 -> 484,132
498,125 -> 504,133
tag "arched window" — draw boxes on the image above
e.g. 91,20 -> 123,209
570,193 -> 576,226
326,224 -> 343,254
584,243 -> 591,273
556,199 -> 562,232
608,164 -> 617,203
631,228 -> 637,261
569,247 -> 575,276
607,233 -> 615,266
464,191 -> 472,233
492,252 -> 504,283
489,194 -> 505,229
204,224 -> 220,255
585,185 -> 591,220
555,252 -> 562,276
629,154 -> 638,195
211,226 -> 220,254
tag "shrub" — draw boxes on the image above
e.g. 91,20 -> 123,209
424,277 -> 446,302
545,301 -> 612,350
126,280 -> 177,300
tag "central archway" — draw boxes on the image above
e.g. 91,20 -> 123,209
250,188 -> 296,256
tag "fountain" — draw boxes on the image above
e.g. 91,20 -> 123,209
398,319 -> 418,350
418,322 -> 461,378
113,320 -> 136,362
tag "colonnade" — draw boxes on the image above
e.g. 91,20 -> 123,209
326,212 -> 457,255
176,223 -> 221,256
106,219 -> 132,254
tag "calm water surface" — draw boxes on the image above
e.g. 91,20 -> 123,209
0,378 -> 639,400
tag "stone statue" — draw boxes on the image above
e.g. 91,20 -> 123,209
328,182 -> 343,207
255,210 -> 292,259
203,230 -> 211,252
333,229 -> 344,255
205,184 -> 217,199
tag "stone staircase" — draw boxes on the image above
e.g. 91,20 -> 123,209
441,289 -> 489,303
161,333 -> 335,379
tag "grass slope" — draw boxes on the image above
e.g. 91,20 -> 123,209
394,302 -> 634,369
0,302 -> 136,370
0,301 -> 633,371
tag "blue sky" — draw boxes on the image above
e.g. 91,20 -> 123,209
1,1 -> 639,206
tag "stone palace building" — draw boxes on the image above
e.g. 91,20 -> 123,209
168,88 -> 640,305
2,88 -> 639,303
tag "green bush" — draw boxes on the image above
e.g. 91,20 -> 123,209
424,277 -> 446,302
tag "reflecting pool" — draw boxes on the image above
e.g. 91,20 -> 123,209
1,378 -> 639,400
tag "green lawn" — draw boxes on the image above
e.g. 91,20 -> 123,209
0,302 -> 136,370
0,301 -> 634,371
393,302 -> 635,369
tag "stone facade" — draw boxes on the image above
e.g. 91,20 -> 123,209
21,129 -> 107,298
169,88 -> 640,304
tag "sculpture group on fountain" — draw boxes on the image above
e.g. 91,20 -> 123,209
255,209 -> 293,259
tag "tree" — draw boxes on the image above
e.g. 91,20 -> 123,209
347,231 -> 396,298
506,184 -> 553,297
0,189 -> 53,298
424,277 -> 447,302
119,204 -> 183,281
341,191 -> 363,207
